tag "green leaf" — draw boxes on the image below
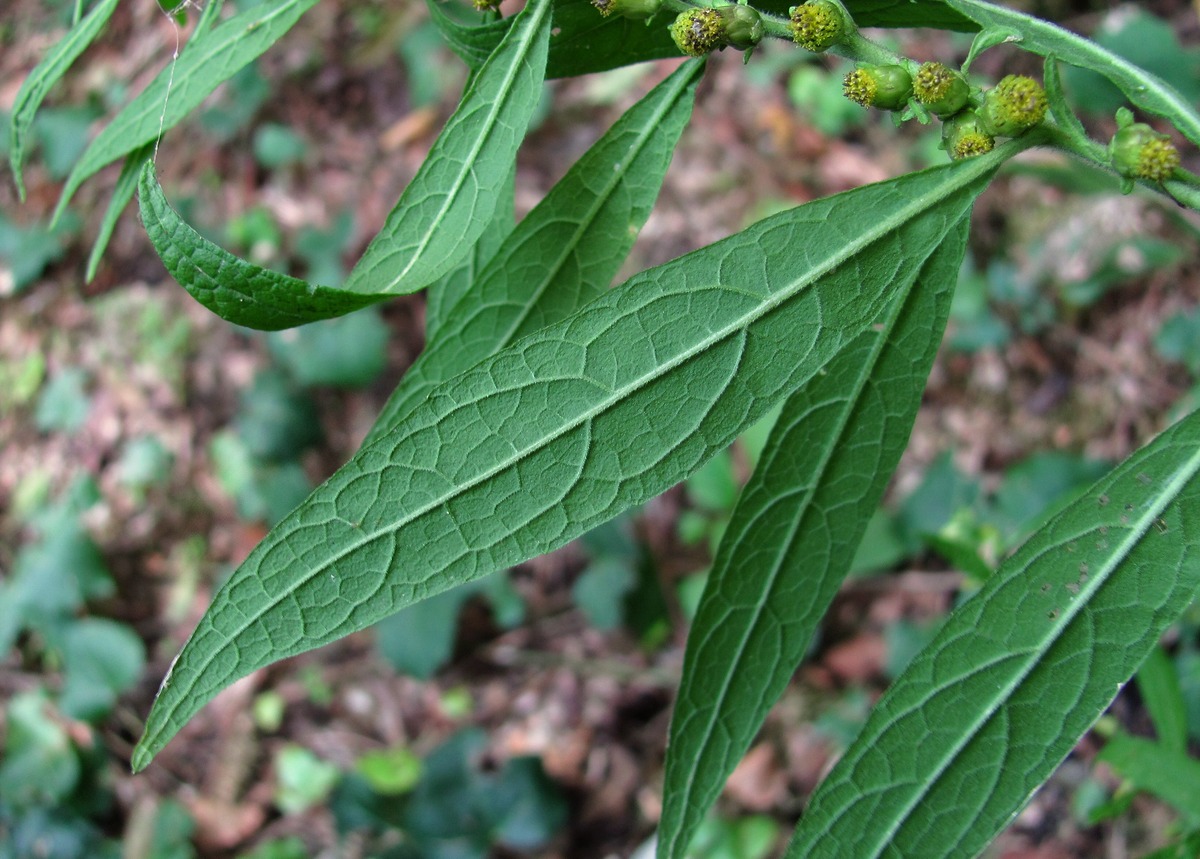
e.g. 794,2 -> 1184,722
8,0 -> 119,201
785,408 -> 1200,858
425,0 -> 511,72
341,0 -> 552,296
430,0 -> 975,78
53,0 -> 321,223
59,618 -> 146,722
657,208 -> 970,858
367,58 -> 704,444
139,0 -> 553,330
1097,732 -> 1200,823
85,144 -> 152,282
1136,644 -> 1189,753
760,0 -> 976,31
0,693 -> 80,807
131,147 -> 1011,772
940,0 -> 1200,149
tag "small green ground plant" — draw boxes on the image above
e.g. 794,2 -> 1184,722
10,0 -> 1200,855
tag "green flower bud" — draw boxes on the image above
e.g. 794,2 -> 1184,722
1109,121 -> 1181,183
913,62 -> 970,118
843,64 -> 913,111
979,75 -> 1047,137
789,0 -> 850,53
669,5 -> 763,56
591,0 -> 661,21
941,111 -> 995,161
716,3 -> 764,51
670,8 -> 724,56
474,0 -> 502,10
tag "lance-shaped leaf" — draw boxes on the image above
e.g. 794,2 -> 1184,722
368,59 -> 704,445
53,0 -> 319,224
85,143 -> 153,282
139,0 -> 552,330
9,0 -> 120,201
131,149 -> 1008,772
340,0 -> 551,296
940,0 -> 1200,148
786,408 -> 1200,859
657,212 -> 970,859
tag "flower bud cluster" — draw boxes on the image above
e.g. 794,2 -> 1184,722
911,66 -> 1047,161
668,4 -> 764,56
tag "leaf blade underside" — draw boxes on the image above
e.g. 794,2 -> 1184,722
786,409 -> 1200,859
132,148 -> 1007,772
658,212 -> 972,859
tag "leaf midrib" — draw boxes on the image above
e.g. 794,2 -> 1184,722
145,152 -> 999,751
367,0 -> 551,293
661,227 -> 942,859
839,440 -> 1200,858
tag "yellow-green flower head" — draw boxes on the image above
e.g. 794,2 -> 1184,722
670,8 -> 724,56
979,75 -> 1047,137
942,110 -> 995,161
591,0 -> 661,21
1109,121 -> 1181,183
474,0 -> 502,10
789,0 -> 848,53
843,64 -> 913,111
913,62 -> 970,118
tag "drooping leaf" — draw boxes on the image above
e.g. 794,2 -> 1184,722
367,59 -> 704,444
786,408 -> 1200,858
341,0 -> 551,297
9,0 -> 119,201
139,0 -> 553,330
131,146 -> 1012,772
53,0 -> 321,224
425,0 -> 513,72
657,212 -> 970,859
941,0 -> 1200,148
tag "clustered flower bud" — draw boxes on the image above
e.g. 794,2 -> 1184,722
1109,116 -> 1181,183
668,4 -> 764,56
474,0 -> 502,10
591,0 -> 661,21
670,8 -> 724,56
942,110 -> 995,160
913,62 -> 970,118
789,0 -> 849,53
843,64 -> 913,111
979,75 -> 1047,137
